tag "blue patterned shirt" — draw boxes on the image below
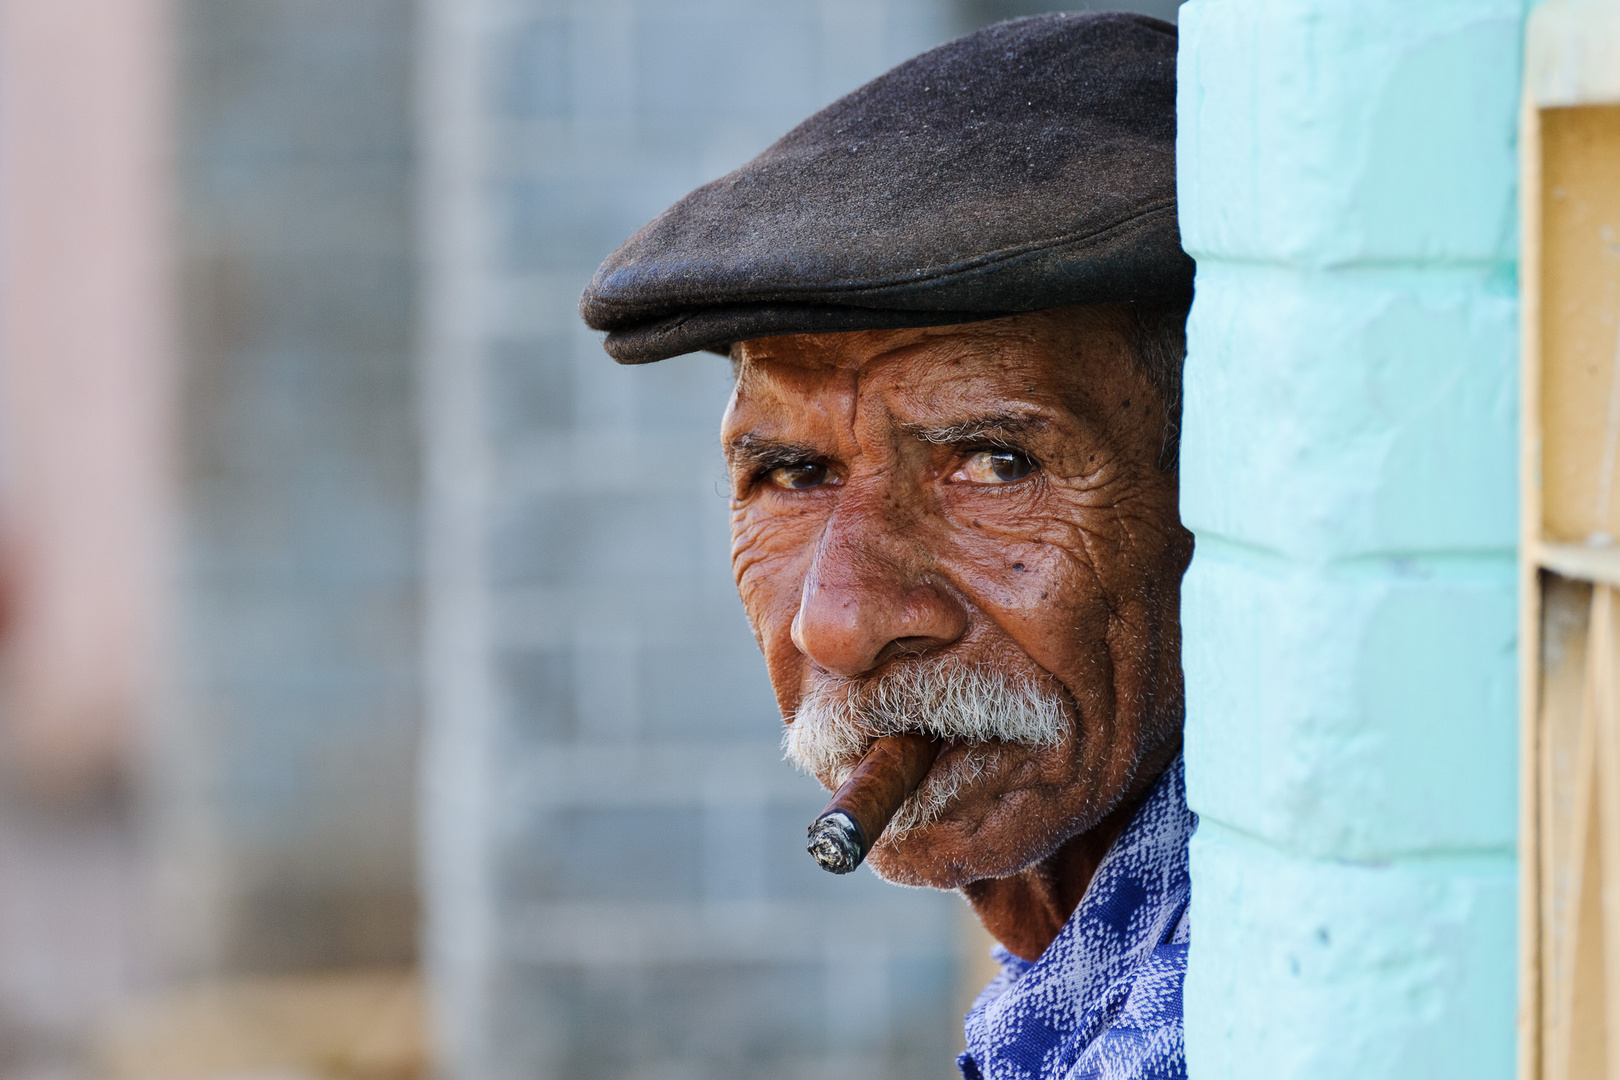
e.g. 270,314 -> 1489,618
958,757 -> 1195,1080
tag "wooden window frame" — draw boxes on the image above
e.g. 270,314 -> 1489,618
1521,5 -> 1620,1079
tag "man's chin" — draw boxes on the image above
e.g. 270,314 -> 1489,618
863,815 -> 1066,890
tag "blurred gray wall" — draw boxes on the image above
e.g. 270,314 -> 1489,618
152,0 -> 421,976
417,3 -> 972,1078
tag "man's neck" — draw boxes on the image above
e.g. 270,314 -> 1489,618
959,792 -> 1144,963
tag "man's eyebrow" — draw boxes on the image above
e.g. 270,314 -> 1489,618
724,432 -> 822,470
901,412 -> 1051,446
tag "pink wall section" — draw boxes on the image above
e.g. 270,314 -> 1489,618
0,0 -> 176,797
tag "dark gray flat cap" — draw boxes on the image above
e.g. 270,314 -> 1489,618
580,12 -> 1191,364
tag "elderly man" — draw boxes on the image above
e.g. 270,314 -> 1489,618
582,13 -> 1193,1079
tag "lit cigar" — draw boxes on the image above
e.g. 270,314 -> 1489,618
806,732 -> 941,874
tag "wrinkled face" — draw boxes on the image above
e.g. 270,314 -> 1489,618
722,307 -> 1193,889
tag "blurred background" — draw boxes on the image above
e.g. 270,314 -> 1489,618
0,1 -> 1182,1078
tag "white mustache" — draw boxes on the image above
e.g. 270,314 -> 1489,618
784,660 -> 1069,839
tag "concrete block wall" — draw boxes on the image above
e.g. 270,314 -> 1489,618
417,3 -> 975,1077
1177,1 -> 1525,1075
156,0 -> 421,974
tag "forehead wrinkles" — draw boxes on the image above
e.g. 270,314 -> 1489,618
732,352 -> 913,453
730,355 -> 860,443
868,342 -> 1059,434
729,323 -> 1072,451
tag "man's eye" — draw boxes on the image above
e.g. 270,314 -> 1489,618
954,448 -> 1036,485
765,462 -> 831,490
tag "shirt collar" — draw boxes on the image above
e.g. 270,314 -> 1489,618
961,755 -> 1194,1078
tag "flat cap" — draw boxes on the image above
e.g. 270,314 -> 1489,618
581,12 -> 1191,364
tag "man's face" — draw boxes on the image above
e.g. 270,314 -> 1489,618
721,307 -> 1192,889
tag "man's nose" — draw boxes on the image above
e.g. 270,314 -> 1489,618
789,513 -> 969,677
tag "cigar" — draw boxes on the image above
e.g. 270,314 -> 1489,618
806,733 -> 941,874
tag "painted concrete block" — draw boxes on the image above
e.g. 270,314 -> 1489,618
1177,0 -> 1526,1071
1178,0 -> 1522,266
1183,545 -> 1517,859
1185,823 -> 1516,1080
1180,261 -> 1518,560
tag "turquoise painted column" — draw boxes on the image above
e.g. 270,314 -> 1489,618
1177,2 -> 1524,1075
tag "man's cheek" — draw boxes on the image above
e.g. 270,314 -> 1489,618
731,527 -> 810,645
943,530 -> 1105,658
732,553 -> 812,715
974,543 -> 1075,610
734,555 -> 797,632
730,514 -> 794,591
934,514 -> 1069,605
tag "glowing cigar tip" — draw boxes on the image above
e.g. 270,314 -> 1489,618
807,810 -> 867,874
